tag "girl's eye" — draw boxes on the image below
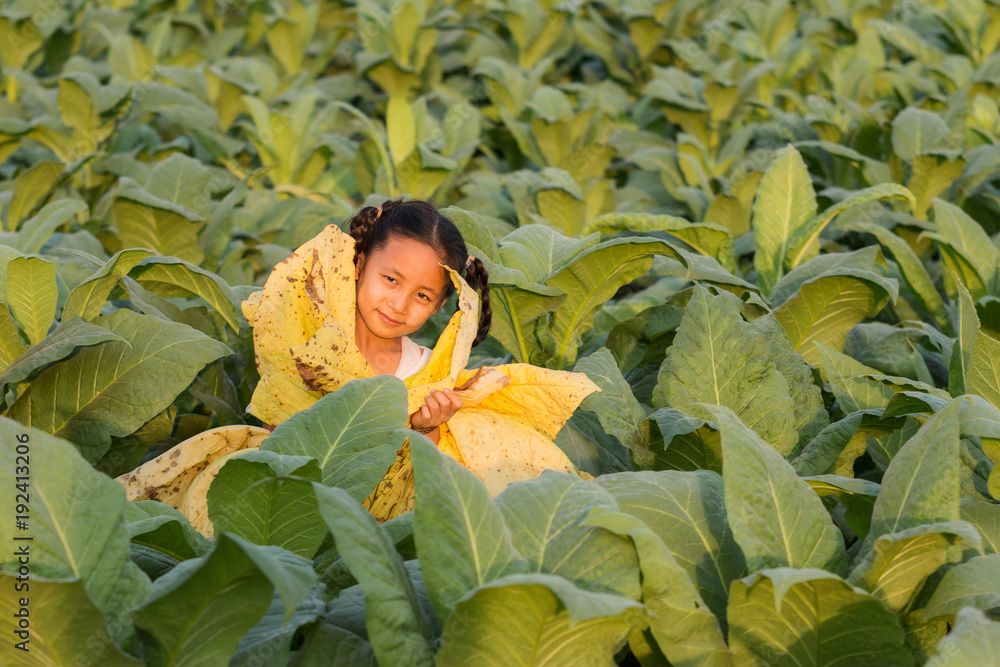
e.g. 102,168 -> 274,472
417,293 -> 430,301
384,275 -> 396,284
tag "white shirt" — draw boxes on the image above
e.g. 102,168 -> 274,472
393,335 -> 433,380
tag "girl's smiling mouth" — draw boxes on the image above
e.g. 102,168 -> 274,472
377,311 -> 402,326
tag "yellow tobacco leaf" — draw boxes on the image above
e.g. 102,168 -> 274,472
116,425 -> 269,535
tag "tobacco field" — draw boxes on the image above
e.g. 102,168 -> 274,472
1,0 -> 999,664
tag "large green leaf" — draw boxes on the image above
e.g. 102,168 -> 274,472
410,434 -> 529,621
0,577 -> 142,666
60,248 -> 155,322
961,498 -> 1000,554
843,221 -> 949,329
848,521 -> 982,612
0,301 -> 25,373
15,198 -> 88,255
126,501 -> 212,565
0,419 -> 151,652
545,237 -> 688,367
434,573 -> 644,666
575,347 -> 651,460
485,262 -> 565,363
133,533 -> 317,666
727,568 -> 911,666
891,108 -> 952,160
262,376 -> 407,500
714,406 -> 846,573
313,484 -> 436,666
774,268 -> 897,367
791,412 -> 867,476
112,179 -> 205,265
128,256 -> 241,332
968,331 -> 1000,410
752,145 -> 817,295
495,471 -> 641,599
653,285 -> 798,454
583,212 -> 735,271
583,508 -> 732,667
926,607 -> 1000,665
868,399 -> 962,543
749,314 -> 829,447
230,586 -> 326,667
950,280 -> 980,396
6,255 -> 56,345
817,343 -> 894,411
932,199 -> 999,293
208,451 -> 327,558
786,184 -> 916,270
597,470 -> 744,616
923,553 -> 1000,620
0,317 -> 125,406
8,309 -> 231,462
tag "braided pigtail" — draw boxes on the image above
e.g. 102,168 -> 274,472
348,203 -> 385,266
464,257 -> 492,347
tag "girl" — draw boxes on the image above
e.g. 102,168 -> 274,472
347,199 -> 491,443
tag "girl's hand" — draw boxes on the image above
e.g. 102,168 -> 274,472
410,389 -> 463,433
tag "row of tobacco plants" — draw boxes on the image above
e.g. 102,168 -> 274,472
1,0 -> 999,664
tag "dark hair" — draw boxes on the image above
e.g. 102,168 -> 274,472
347,199 -> 492,346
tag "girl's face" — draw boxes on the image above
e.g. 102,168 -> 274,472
354,235 -> 450,342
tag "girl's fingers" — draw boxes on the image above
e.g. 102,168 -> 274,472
444,389 -> 463,410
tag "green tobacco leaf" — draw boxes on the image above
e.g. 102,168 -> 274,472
133,533 -> 317,665
926,607 -> 1000,665
434,573 -> 644,666
0,577 -> 142,666
0,418 -> 151,652
144,153 -> 213,219
868,399 -> 962,544
597,470 -> 744,616
848,521 -> 982,612
752,145 -> 817,295
0,317 -> 125,404
961,498 -> 1000,554
950,280 -> 980,397
646,409 -> 724,473
129,256 -> 240,332
750,314 -> 829,448
9,309 -> 231,462
15,198 -> 88,255
126,501 -> 212,563
112,180 -> 205,265
61,249 -> 155,322
231,586 -> 326,667
575,347 -> 651,461
486,262 -> 565,363
843,221 -> 949,329
6,160 -> 63,230
715,407 -> 846,574
923,553 -> 1000,620
583,212 -> 735,271
387,95 -> 416,165
932,199 -> 999,292
770,246 -> 886,309
804,475 -> 880,539
817,343 -> 893,411
892,108 -> 952,160
968,332 -> 1000,410
774,269 -> 897,367
727,568 -> 911,666
498,225 -> 600,284
496,471 -> 641,600
582,508 -> 732,667
6,255 -> 56,345
208,451 -> 327,559
786,184 -> 916,270
792,412 -> 867,477
929,232 -> 991,301
313,484 -> 436,666
546,237 -> 688,368
909,155 -> 965,219
0,302 -> 25,373
654,286 -> 798,454
262,376 -> 407,500
410,434 -> 529,621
